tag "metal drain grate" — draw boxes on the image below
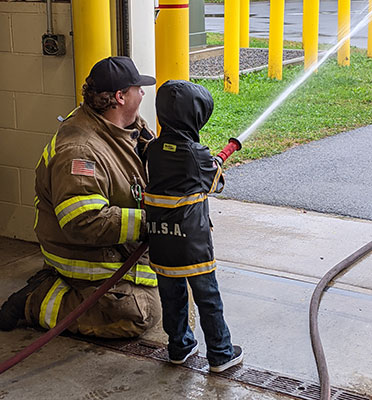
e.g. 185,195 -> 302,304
71,335 -> 370,400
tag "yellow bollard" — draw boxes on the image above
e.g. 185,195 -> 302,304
110,0 -> 117,57
368,0 -> 372,57
224,0 -> 240,94
155,0 -> 189,90
337,0 -> 350,66
240,0 -> 250,48
268,0 -> 285,80
71,0 -> 112,105
303,0 -> 319,70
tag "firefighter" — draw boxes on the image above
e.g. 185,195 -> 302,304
144,80 -> 243,372
0,57 -> 161,338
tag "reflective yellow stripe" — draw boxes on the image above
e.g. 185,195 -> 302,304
33,196 -> 40,230
120,209 -> 129,242
41,246 -> 122,280
144,192 -> 207,208
150,259 -> 217,278
123,264 -> 158,287
50,132 -> 57,159
39,278 -> 70,329
35,154 -> 42,169
208,163 -> 222,194
55,195 -> 109,228
42,131 -> 58,167
41,247 -> 156,286
119,208 -> 142,243
40,107 -> 79,168
42,142 -> 51,167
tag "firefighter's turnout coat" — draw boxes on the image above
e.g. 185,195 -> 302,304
29,104 -> 159,335
144,80 -> 224,278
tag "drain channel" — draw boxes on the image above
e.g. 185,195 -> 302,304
72,336 -> 370,400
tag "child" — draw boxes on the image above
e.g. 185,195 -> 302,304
144,80 -> 243,373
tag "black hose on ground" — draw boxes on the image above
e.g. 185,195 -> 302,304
309,240 -> 372,400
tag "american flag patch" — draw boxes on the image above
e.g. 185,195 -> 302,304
71,159 -> 95,177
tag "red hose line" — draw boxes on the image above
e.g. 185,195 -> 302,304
0,242 -> 148,375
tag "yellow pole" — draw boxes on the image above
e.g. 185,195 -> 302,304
240,0 -> 249,48
303,0 -> 319,70
224,0 -> 240,94
368,0 -> 372,57
155,0 -> 189,90
110,0 -> 117,57
268,0 -> 285,80
337,0 -> 350,66
71,0 -> 112,105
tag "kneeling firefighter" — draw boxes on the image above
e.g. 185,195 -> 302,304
0,57 -> 161,338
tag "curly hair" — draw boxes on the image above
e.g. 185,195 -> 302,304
82,77 -> 129,114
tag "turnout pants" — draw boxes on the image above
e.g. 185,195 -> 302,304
25,266 -> 161,338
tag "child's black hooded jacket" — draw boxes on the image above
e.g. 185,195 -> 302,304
144,80 -> 224,277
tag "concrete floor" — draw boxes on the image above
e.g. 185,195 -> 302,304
1,198 -> 372,399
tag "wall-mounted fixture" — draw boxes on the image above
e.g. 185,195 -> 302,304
42,0 -> 66,56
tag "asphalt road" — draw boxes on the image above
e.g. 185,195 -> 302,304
205,0 -> 370,49
205,1 -> 372,221
220,126 -> 372,221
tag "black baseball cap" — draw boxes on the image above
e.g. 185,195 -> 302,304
88,56 -> 156,93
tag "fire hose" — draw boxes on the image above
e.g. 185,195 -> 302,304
0,242 -> 148,375
309,240 -> 372,400
0,137 -> 371,400
0,138 -> 240,376
217,139 -> 372,400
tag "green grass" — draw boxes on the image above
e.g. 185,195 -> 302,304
194,35 -> 372,166
206,32 -> 304,49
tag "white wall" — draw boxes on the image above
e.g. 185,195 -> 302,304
129,0 -> 157,132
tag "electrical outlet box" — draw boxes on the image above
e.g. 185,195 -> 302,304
42,34 -> 66,56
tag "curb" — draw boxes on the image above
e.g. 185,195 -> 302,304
190,47 -> 308,80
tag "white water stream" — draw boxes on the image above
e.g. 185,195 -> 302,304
237,7 -> 372,144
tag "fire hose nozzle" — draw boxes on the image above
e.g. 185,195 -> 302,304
215,138 -> 242,164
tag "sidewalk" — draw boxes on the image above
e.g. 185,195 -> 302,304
0,198 -> 372,399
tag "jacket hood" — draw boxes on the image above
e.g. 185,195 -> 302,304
156,80 -> 214,142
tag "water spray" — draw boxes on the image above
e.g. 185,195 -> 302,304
216,9 -> 372,164
216,8 -> 372,400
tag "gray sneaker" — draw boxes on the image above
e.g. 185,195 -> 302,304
210,345 -> 244,373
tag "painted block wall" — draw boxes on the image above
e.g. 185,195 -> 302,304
0,1 -> 75,241
0,1 -> 158,242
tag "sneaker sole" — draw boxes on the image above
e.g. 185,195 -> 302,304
209,350 -> 244,373
170,343 -> 199,365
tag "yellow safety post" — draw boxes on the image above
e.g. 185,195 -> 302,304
155,0 -> 189,90
71,0 -> 112,105
337,0 -> 350,66
303,0 -> 320,70
240,0 -> 249,48
110,0 -> 117,57
368,0 -> 372,57
268,0 -> 285,80
224,0 -> 240,94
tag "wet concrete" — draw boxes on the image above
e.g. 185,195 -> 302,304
1,197 -> 372,398
0,329 -> 285,400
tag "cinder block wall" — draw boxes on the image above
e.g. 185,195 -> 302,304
0,1 -> 75,241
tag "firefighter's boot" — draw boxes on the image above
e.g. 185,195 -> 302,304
0,269 -> 51,331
